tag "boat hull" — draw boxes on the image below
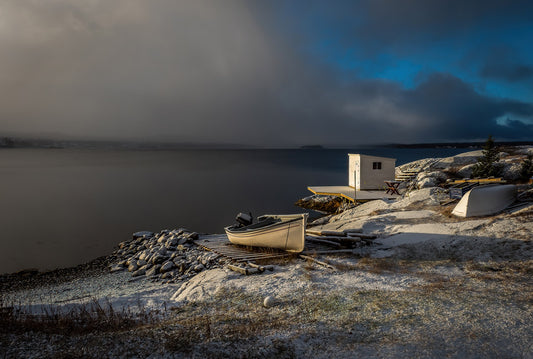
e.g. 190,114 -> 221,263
224,214 -> 308,253
452,184 -> 516,217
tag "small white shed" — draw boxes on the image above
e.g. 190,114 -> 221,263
348,154 -> 396,190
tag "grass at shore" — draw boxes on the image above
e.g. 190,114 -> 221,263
0,297 -> 158,335
1,260 -> 531,358
158,265 -> 532,357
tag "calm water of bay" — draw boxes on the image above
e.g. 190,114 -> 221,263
0,147 -> 470,273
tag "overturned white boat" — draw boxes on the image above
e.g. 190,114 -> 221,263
224,213 -> 308,253
452,184 -> 516,217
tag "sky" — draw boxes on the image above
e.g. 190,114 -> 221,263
1,0 -> 532,147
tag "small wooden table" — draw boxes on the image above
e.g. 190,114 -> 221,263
384,180 -> 401,195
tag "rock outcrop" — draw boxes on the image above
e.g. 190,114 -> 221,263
397,148 -> 533,189
295,195 -> 348,213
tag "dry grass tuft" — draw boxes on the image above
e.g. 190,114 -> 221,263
0,297 -> 157,335
256,254 -> 299,266
355,257 -> 409,274
333,261 -> 360,271
465,260 -> 533,281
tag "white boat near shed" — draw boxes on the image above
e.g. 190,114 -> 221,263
452,184 -> 517,217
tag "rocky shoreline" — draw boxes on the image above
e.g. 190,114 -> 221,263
1,147 -> 532,358
0,256 -> 111,294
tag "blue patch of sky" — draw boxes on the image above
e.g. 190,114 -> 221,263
274,1 -> 532,104
306,24 -> 532,103
306,37 -> 467,89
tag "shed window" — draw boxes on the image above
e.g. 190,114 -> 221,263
372,162 -> 382,170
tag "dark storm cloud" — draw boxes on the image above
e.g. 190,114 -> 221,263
399,73 -> 533,140
463,45 -> 533,84
0,0 -> 532,146
302,73 -> 533,144
304,0 -> 533,50
480,54 -> 533,83
481,63 -> 533,83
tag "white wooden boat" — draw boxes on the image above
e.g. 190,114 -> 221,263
452,184 -> 516,217
224,213 -> 308,253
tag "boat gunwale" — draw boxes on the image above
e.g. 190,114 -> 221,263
224,215 -> 305,234
224,221 -> 304,238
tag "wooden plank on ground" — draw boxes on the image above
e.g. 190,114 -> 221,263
347,233 -> 376,239
307,235 -> 361,243
305,236 -> 343,247
299,255 -> 336,270
306,229 -> 346,237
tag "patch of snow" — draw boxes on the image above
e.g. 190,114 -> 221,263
4,271 -> 181,315
170,264 -> 425,307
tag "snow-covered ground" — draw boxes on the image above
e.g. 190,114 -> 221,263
6,186 -> 532,315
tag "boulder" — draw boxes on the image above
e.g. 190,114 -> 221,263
166,237 -> 179,247
432,151 -> 482,169
457,164 -> 475,179
263,296 -> 276,308
176,228 -> 188,235
177,236 -> 190,245
151,254 -> 166,265
417,176 -> 436,188
128,263 -> 138,272
415,171 -> 447,189
133,231 -> 153,240
138,250 -> 150,261
146,264 -> 162,277
174,261 -> 188,273
186,232 -> 199,240
132,268 -> 146,277
160,261 -> 175,273
161,272 -> 174,279
502,162 -> 522,181
193,263 -> 205,272
109,265 -> 124,273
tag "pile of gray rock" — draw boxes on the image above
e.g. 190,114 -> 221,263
108,229 -> 226,283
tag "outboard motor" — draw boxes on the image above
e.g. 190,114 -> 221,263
235,212 -> 253,227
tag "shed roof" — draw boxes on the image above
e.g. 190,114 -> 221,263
348,153 -> 396,161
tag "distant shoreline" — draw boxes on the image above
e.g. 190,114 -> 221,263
3,136 -> 533,151
386,141 -> 533,149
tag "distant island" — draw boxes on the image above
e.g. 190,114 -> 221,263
300,145 -> 325,149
